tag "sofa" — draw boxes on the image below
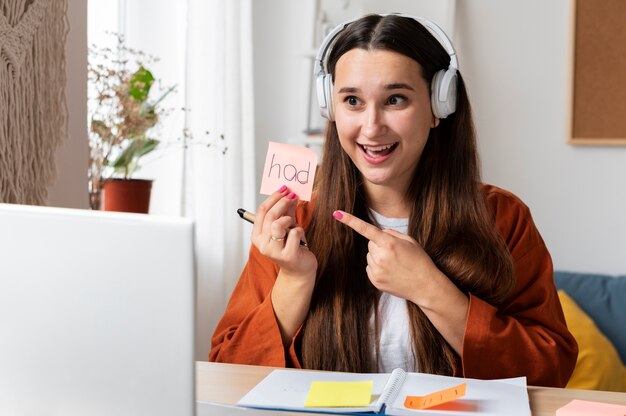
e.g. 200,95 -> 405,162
554,270 -> 626,392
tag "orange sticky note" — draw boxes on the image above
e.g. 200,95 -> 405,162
556,399 -> 626,416
304,381 -> 373,407
404,382 -> 466,410
259,141 -> 318,201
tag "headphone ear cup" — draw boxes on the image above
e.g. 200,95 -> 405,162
324,74 -> 335,121
430,68 -> 458,119
316,74 -> 335,120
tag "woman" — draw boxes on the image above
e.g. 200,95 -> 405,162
210,14 -> 577,387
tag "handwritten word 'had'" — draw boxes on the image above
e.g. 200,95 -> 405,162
267,153 -> 311,184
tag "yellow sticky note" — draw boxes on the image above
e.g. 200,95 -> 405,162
404,382 -> 466,410
259,141 -> 318,201
304,381 -> 373,408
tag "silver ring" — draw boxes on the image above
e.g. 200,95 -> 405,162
271,236 -> 285,242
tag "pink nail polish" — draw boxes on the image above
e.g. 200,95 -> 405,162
278,185 -> 288,193
333,210 -> 343,220
286,192 -> 297,200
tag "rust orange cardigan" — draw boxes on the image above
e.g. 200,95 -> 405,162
210,185 -> 578,387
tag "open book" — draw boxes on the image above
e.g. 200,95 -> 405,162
237,368 -> 530,415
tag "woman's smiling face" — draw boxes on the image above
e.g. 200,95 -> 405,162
333,48 -> 439,194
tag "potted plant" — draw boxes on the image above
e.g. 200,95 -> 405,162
88,33 -> 174,213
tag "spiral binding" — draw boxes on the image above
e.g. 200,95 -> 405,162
377,368 -> 407,412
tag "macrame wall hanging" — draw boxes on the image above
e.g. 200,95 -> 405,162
0,0 -> 68,204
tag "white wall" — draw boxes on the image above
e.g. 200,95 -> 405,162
47,1 -> 88,209
455,0 -> 626,275
252,0 -> 626,275
251,0 -> 317,197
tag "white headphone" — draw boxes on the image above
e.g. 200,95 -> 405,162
314,13 -> 459,121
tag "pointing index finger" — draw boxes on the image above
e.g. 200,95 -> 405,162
333,210 -> 386,244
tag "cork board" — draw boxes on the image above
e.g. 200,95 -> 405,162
570,0 -> 626,145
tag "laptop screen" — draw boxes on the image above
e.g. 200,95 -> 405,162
0,203 -> 196,416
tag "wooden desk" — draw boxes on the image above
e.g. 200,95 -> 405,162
197,362 -> 626,415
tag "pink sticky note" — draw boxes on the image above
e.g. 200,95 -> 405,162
260,141 -> 318,201
556,399 -> 626,416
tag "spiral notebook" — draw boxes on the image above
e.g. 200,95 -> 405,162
237,368 -> 530,415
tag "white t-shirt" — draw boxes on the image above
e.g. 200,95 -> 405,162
368,210 -> 418,373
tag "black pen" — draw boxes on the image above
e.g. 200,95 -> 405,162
237,208 -> 308,247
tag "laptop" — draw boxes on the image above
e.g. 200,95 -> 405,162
0,203 -> 196,416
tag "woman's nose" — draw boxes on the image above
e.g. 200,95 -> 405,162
361,106 -> 387,138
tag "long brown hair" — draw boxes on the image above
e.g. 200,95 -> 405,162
301,14 -> 515,374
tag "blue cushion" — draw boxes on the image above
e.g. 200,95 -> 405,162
554,271 -> 626,364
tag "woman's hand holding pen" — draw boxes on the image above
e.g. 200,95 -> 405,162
252,186 -> 317,277
252,186 -> 317,347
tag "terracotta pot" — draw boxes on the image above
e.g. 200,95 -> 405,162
102,179 -> 153,214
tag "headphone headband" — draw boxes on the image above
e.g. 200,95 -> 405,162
313,16 -> 360,79
315,13 -> 459,120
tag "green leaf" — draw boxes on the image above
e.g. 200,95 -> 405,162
152,84 -> 177,107
126,160 -> 139,177
111,146 -> 135,169
128,66 -> 155,102
113,160 -> 139,178
136,138 -> 159,157
109,138 -> 159,177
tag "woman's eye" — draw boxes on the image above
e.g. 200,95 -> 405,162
387,95 -> 406,105
345,96 -> 360,106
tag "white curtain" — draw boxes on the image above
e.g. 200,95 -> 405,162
117,0 -> 255,361
182,0 -> 256,360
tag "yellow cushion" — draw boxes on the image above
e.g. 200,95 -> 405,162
558,290 -> 626,392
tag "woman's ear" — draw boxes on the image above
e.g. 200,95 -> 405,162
431,117 -> 440,128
